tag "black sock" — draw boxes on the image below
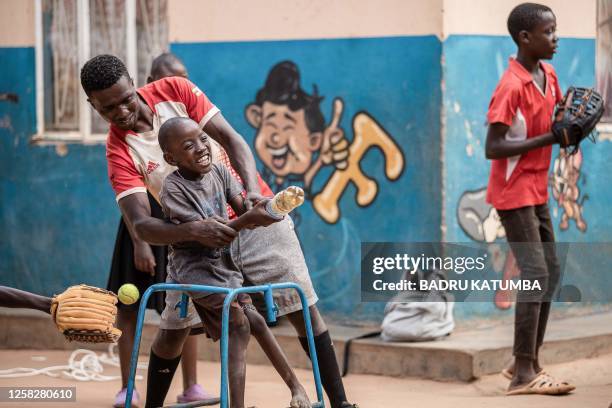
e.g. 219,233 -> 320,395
299,331 -> 347,408
145,350 -> 181,408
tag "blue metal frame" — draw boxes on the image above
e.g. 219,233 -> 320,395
125,283 -> 324,408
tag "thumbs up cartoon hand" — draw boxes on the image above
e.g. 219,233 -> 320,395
321,98 -> 349,170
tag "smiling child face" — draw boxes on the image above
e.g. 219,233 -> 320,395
164,121 -> 212,179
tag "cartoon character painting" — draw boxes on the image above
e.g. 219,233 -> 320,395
457,189 -> 506,243
245,61 -> 404,224
550,149 -> 588,232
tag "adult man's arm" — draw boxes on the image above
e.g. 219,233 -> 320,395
204,113 -> 262,204
118,192 -> 237,247
122,216 -> 156,276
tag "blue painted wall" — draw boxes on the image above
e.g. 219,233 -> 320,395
0,47 -> 118,296
0,37 -> 442,323
2,34 -> 607,324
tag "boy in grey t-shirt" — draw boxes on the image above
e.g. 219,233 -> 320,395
161,160 -> 244,291
158,117 -> 310,408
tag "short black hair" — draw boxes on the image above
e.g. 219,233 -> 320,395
80,54 -> 129,95
158,117 -> 195,154
254,61 -> 325,134
150,52 -> 185,78
507,3 -> 554,44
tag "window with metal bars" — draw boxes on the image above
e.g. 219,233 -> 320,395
34,0 -> 168,143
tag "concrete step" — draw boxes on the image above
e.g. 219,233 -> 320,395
2,307 -> 611,382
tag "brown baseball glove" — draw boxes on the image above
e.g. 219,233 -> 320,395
50,284 -> 122,343
552,87 -> 605,155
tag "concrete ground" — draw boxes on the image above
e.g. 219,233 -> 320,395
5,308 -> 612,383
0,349 -> 611,408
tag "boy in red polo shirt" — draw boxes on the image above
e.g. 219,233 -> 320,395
485,3 -> 575,396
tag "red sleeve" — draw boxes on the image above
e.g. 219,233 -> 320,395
106,130 -> 146,201
487,78 -> 521,126
257,175 -> 274,197
167,77 -> 219,127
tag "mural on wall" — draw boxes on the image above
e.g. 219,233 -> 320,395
457,188 -> 519,310
245,61 -> 405,224
457,188 -> 505,243
550,149 -> 588,232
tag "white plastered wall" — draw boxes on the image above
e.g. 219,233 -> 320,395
168,0 -> 443,42
168,0 -> 596,44
0,1 -> 595,48
443,0 -> 596,38
0,0 -> 35,47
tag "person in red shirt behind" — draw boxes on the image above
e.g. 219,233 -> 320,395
485,3 -> 574,396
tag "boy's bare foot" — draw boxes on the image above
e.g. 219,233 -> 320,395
289,385 -> 311,408
508,371 -> 538,391
508,358 -> 538,392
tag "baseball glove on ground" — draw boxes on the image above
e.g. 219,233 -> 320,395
50,284 -> 122,343
552,87 -> 605,155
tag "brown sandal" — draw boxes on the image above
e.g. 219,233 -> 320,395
506,373 -> 575,396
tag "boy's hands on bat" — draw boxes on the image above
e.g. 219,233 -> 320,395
228,199 -> 281,231
186,216 -> 238,247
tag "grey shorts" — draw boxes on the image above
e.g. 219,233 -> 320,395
159,285 -> 201,330
159,216 -> 319,330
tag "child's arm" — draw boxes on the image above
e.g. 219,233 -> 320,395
485,76 -> 559,159
220,164 -> 279,231
228,193 -> 249,217
227,198 -> 279,232
485,123 -> 557,159
0,286 -> 52,314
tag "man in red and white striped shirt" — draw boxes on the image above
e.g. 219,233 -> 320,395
81,55 -> 356,408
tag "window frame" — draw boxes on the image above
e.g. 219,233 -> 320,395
32,0 -> 137,144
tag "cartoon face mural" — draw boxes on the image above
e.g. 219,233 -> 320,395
245,61 -> 346,190
246,61 -> 405,224
252,102 -> 322,177
550,149 -> 588,232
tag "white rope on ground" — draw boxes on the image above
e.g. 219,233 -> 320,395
0,344 -> 147,381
